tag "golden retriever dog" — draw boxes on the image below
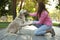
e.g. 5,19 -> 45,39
0,9 -> 33,40
6,9 -> 31,35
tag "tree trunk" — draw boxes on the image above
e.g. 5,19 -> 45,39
58,0 -> 60,4
19,0 -> 24,11
12,0 -> 17,20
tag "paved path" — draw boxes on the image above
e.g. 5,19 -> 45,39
0,25 -> 60,40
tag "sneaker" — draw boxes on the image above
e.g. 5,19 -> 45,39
50,28 -> 55,37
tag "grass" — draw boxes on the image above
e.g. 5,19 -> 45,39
0,22 -> 10,28
53,23 -> 60,27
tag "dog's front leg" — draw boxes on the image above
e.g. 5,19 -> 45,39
20,21 -> 33,27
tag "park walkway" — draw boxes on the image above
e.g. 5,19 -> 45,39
0,25 -> 60,40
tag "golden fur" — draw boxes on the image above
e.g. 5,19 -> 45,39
6,9 -> 30,35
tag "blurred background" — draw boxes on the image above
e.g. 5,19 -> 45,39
0,0 -> 60,28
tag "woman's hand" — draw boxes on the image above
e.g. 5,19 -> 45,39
32,21 -> 37,24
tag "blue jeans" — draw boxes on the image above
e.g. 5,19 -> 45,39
34,25 -> 52,36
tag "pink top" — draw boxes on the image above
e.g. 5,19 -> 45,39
29,11 -> 52,26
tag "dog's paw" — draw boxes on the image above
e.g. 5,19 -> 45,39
9,33 -> 18,36
6,32 -> 18,36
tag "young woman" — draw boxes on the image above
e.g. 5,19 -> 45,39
29,2 -> 55,37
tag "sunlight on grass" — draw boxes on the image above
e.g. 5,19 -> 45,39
0,22 -> 10,28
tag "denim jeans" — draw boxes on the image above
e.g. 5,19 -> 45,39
34,25 -> 52,36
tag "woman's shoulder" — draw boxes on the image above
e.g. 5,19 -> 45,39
41,10 -> 48,16
42,10 -> 48,14
43,10 -> 48,13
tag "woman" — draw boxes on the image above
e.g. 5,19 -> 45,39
29,2 -> 55,37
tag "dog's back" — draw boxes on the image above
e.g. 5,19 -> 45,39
7,17 -> 24,34
6,9 -> 28,34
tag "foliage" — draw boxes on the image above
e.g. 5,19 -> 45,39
0,0 -> 8,16
23,0 -> 36,12
22,0 -> 49,12
56,4 -> 60,9
0,0 -> 13,17
56,0 -> 60,9
49,9 -> 60,22
36,0 -> 48,4
0,0 -> 51,17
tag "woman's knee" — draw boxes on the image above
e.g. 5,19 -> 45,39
34,29 -> 46,35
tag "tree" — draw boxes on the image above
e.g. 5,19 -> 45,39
12,0 -> 17,20
36,0 -> 48,4
19,0 -> 24,11
0,0 -> 9,17
56,0 -> 60,9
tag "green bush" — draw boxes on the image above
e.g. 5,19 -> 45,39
53,23 -> 60,26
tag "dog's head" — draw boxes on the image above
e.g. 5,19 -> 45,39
18,9 -> 28,19
20,9 -> 28,15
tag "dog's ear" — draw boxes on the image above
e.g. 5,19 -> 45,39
19,9 -> 28,15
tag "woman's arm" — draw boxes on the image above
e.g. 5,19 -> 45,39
34,11 -> 48,24
29,12 -> 37,16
